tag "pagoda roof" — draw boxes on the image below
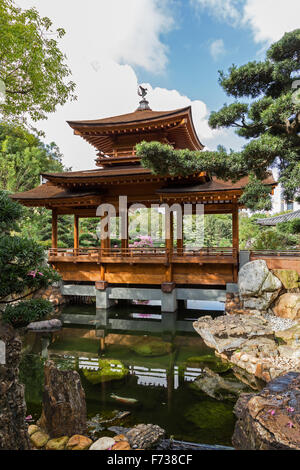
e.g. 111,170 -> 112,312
157,175 -> 276,194
255,209 -> 300,226
67,106 -> 204,153
11,174 -> 276,207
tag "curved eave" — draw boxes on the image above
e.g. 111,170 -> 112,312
67,106 -> 204,152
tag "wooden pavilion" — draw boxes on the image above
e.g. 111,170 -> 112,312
12,95 -> 275,291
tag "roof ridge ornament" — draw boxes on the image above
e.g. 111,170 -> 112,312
137,85 -> 151,111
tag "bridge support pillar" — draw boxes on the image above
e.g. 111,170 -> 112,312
161,283 -> 177,313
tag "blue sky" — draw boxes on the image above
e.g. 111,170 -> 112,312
18,0 -> 300,170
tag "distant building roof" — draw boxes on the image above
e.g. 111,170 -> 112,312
256,210 -> 300,226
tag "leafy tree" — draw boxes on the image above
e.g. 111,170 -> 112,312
0,122 -> 65,193
277,218 -> 300,235
0,0 -> 76,123
0,191 -> 60,306
252,229 -> 298,250
136,30 -> 300,211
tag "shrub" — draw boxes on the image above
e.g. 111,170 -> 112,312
3,298 -> 53,327
252,229 -> 298,250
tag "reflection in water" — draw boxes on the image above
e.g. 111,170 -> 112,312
20,302 -> 246,447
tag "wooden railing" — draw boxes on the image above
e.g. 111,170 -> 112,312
48,246 -> 238,263
250,249 -> 300,258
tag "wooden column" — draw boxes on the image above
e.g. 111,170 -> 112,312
176,208 -> 183,255
121,212 -> 128,251
74,215 -> 79,251
51,209 -> 58,251
232,205 -> 239,282
165,211 -> 174,282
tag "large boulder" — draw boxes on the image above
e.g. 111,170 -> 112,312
272,269 -> 299,290
232,372 -> 300,450
0,323 -> 31,450
273,293 -> 300,319
194,314 -> 300,383
238,260 -> 282,311
38,361 -> 87,438
193,315 -> 273,354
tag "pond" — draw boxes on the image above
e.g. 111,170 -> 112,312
20,302 -> 251,448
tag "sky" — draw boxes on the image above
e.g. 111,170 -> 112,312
18,0 -> 300,170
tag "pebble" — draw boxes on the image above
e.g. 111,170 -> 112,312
263,314 -> 297,332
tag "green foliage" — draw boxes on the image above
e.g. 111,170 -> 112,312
0,0 -> 76,123
0,191 -> 60,304
277,219 -> 300,234
0,122 -> 65,193
239,213 -> 266,248
2,298 -> 53,327
0,189 -> 23,232
137,30 -> 300,210
252,229 -> 298,250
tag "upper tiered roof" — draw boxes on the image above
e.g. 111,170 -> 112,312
67,105 -> 204,166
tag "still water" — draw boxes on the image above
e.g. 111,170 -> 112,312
20,302 -> 250,447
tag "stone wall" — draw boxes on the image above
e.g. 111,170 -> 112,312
0,323 -> 31,450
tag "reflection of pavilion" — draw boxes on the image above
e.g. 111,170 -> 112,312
53,355 -> 203,390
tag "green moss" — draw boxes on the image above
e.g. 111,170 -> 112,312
184,401 -> 235,430
186,355 -> 232,374
82,358 -> 129,385
131,338 -> 172,357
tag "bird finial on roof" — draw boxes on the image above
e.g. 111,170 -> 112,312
137,85 -> 151,111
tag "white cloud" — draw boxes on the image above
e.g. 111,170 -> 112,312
243,0 -> 300,44
190,0 -> 241,24
18,0 -> 174,74
16,0 -> 228,170
191,0 -> 300,45
210,39 -> 226,60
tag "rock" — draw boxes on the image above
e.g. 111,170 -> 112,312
261,272 -> 282,294
278,345 -> 300,360
193,315 -> 273,353
0,323 -> 31,450
232,372 -> 300,450
276,324 -> 300,347
112,441 -> 131,450
273,269 -> 299,290
190,367 -> 248,401
38,361 -> 87,438
28,425 -> 40,436
126,424 -> 165,450
114,434 -> 128,442
89,436 -> 115,450
30,431 -> 50,449
273,293 -> 300,319
46,436 -> 69,450
131,338 -> 172,357
82,359 -> 129,385
238,260 -> 270,297
27,319 -> 62,332
238,261 -> 282,311
194,314 -> 300,383
243,292 -> 278,311
66,434 -> 92,450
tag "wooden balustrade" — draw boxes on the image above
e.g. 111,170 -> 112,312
48,246 -> 238,264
